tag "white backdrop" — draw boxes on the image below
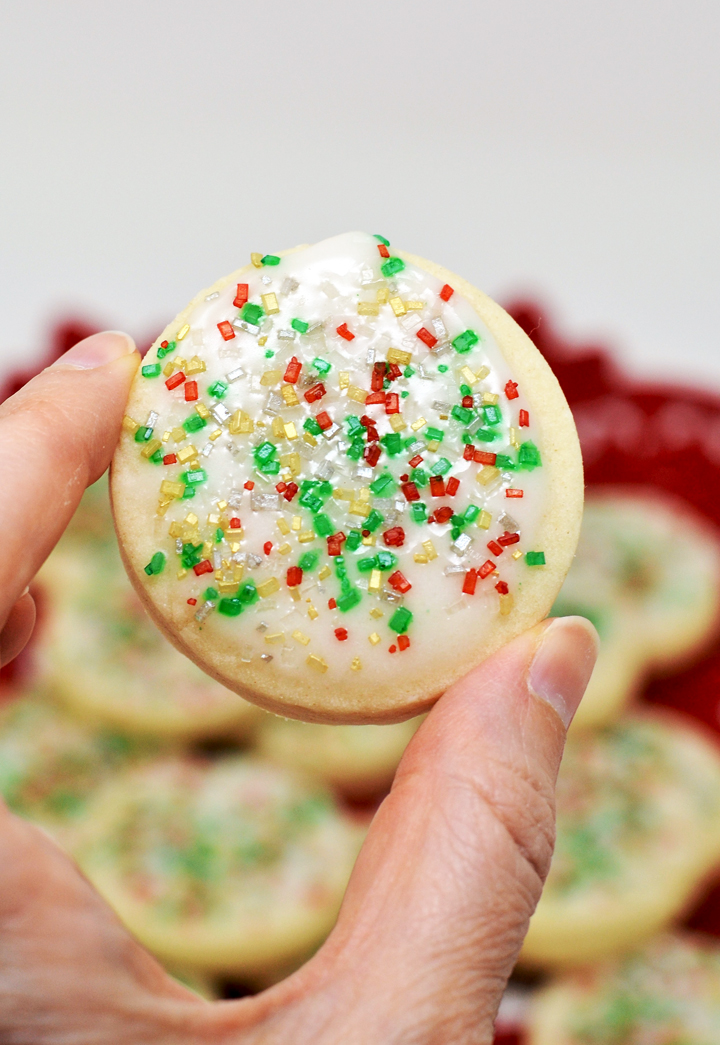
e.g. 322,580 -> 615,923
1,0 -> 719,384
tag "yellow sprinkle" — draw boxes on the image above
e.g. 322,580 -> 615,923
512,549 -> 523,560
161,431 -> 171,442
410,416 -> 427,432
476,465 -> 500,487
307,654 -> 329,673
404,300 -> 424,310
318,565 -> 331,580
156,499 -> 172,517
358,487 -> 371,502
307,604 -> 319,620
292,630 -> 310,646
228,410 -> 254,435
177,569 -> 187,579
217,500 -> 228,511
281,384 -> 300,406
369,607 -> 384,620
389,296 -> 406,316
189,461 -> 201,471
284,421 -> 298,440
257,577 -> 280,598
271,416 -> 285,438
389,414 -> 406,432
258,335 -> 268,347
177,444 -> 198,464
260,369 -> 282,387
209,428 -> 223,441
358,301 -> 380,316
177,323 -> 190,341
368,569 -> 382,593
303,432 -> 318,447
483,392 -> 499,405
298,530 -> 315,543
140,439 -> 162,458
422,539 -> 438,560
460,366 -> 478,385
218,580 -> 239,595
163,361 -> 175,377
168,522 -> 182,538
265,632 -> 285,645
333,488 -> 354,501
279,452 -> 301,476
426,439 -> 440,452
277,518 -> 290,535
186,356 -> 206,375
387,347 -> 412,367
414,553 -> 429,563
338,371 -> 350,390
171,426 -> 186,442
291,516 -> 302,531
347,385 -> 368,404
251,252 -> 263,267
350,657 -> 362,671
368,632 -> 381,646
499,593 -> 515,616
261,292 -> 279,314
376,287 -> 389,303
509,427 -> 520,449
290,586 -> 301,602
232,563 -> 244,581
176,358 -> 187,370
122,416 -> 140,434
349,501 -> 371,518
361,534 -> 376,546
185,513 -> 199,526
477,510 -> 492,530
278,542 -> 291,555
195,403 -> 210,419
160,480 -> 185,498
476,365 -> 490,381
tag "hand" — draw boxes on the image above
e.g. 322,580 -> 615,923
0,332 -> 598,1045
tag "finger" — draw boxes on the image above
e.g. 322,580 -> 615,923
0,591 -> 36,668
0,331 -> 139,626
275,617 -> 598,1043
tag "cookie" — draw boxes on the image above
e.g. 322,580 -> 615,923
520,711 -> 720,969
552,488 -> 720,730
38,482 -> 263,740
72,755 -> 362,977
528,933 -> 720,1045
255,714 -> 423,797
111,232 -> 582,723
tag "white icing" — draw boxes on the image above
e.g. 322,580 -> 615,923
129,233 -> 549,678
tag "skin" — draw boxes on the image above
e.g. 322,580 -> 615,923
0,332 -> 598,1045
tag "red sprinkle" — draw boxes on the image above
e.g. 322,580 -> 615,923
276,482 -> 287,493
505,380 -> 519,400
283,482 -> 299,501
263,541 -> 273,555
163,453 -> 177,465
371,362 -> 386,391
187,598 -> 197,606
389,644 -> 397,653
365,390 -> 386,405
495,581 -> 509,595
430,475 -> 446,497
497,532 -> 520,546
506,489 -> 524,498
388,570 -> 412,594
416,326 -> 438,349
388,363 -> 402,381
327,532 -> 346,556
463,444 -> 475,461
316,410 -> 333,430
361,529 -> 371,538
244,480 -> 255,491
435,506 -> 454,524
398,634 -> 411,651
304,382 -> 327,403
364,443 -> 381,467
446,476 -> 460,496
284,356 -> 302,383
233,283 -> 249,308
229,517 -> 242,529
328,597 -> 337,609
336,323 -> 354,341
385,392 -> 400,414
463,569 -> 478,595
377,244 -> 390,258
184,380 -> 198,401
487,540 -> 504,556
439,284 -> 454,302
478,561 -> 496,579
193,560 -> 213,576
286,566 -> 303,587
217,320 -> 235,341
383,526 -> 405,547
165,371 -> 185,390
519,409 -> 529,427
334,627 -> 349,641
160,340 -> 169,348
409,455 -> 424,468
462,395 -> 474,408
474,450 -> 497,466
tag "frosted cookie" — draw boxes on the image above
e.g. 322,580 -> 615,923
520,712 -> 720,969
111,232 -> 582,723
73,755 -> 362,977
528,934 -> 720,1045
552,488 -> 720,730
255,714 -> 423,796
38,487 -> 262,740
0,693 -> 154,846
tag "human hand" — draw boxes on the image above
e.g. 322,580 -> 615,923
0,331 -> 598,1045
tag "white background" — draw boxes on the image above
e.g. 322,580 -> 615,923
1,0 -> 719,385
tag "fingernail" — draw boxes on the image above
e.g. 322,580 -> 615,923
528,616 -> 599,729
51,331 -> 136,370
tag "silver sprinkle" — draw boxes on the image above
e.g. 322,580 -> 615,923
366,347 -> 375,365
239,644 -> 254,663
353,465 -> 374,481
205,291 -> 219,301
146,411 -> 159,427
277,329 -> 297,341
256,621 -> 268,633
319,281 -> 339,298
322,423 -> 341,440
316,461 -> 335,480
407,440 -> 425,454
251,492 -> 280,512
228,489 -> 244,509
175,538 -> 183,554
444,565 -> 467,575
451,533 -> 473,556
260,653 -> 274,663
226,365 -> 245,383
416,365 -> 433,380
213,550 -> 223,570
201,442 -> 214,457
282,277 -> 299,294
432,400 -> 452,412
498,512 -> 520,533
195,602 -> 215,622
247,553 -> 264,569
211,403 -> 231,424
432,317 -> 447,339
233,319 -> 260,335
261,274 -> 273,284
264,392 -> 284,415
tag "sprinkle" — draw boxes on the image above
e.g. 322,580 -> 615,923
388,606 -> 413,633
261,292 -> 280,314
177,323 -> 190,341
257,577 -> 281,597
217,321 -> 236,341
525,551 -> 546,566
381,257 -> 405,278
368,632 -> 381,646
499,593 -> 514,615
387,347 -> 412,366
293,630 -> 310,645
505,381 -> 519,400
439,284 -> 454,301
122,416 -> 140,434
506,489 -> 524,498
416,327 -> 438,349
336,323 -> 355,341
519,409 -> 529,427
262,254 -> 281,266
144,552 -> 166,576
389,296 -> 407,316
476,466 -> 500,486
358,302 -> 380,316
351,657 -> 362,670
318,565 -> 332,580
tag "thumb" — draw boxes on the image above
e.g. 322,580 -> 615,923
290,617 -> 598,1043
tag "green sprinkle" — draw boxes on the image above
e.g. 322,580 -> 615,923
181,469 -> 207,486
238,580 -> 259,605
345,414 -> 364,436
451,405 -> 474,425
156,340 -> 177,360
425,426 -> 444,442
374,234 -> 390,246
141,363 -> 161,378
345,530 -> 363,551
204,587 -> 219,601
337,588 -> 362,612
181,543 -> 202,568
303,417 -> 322,437
483,404 -> 502,426
452,329 -> 479,354
299,491 -> 323,513
183,415 -> 207,433
410,501 -> 427,523
381,257 -> 405,278
437,364 -> 448,373
383,378 -> 391,390
254,441 -> 277,463
495,454 -> 515,470
433,457 -> 452,475
149,450 -> 163,464
401,390 -> 409,398
364,509 -> 384,532
218,598 -> 243,617
261,254 -> 281,266
526,551 -> 546,566
410,467 -> 428,487
459,383 -> 472,396
369,472 -> 395,496
312,356 -> 332,376
376,551 -> 398,570
389,607 -> 413,634
298,550 -> 320,572
403,366 -> 415,377
291,318 -> 309,334
241,302 -> 264,325
144,551 -> 166,576
181,486 -> 195,499
215,528 -> 224,542
357,556 -> 378,573
264,349 -> 274,358
208,380 -> 228,399
380,432 -> 403,456
134,426 -> 153,443
463,504 -> 481,524
518,441 -> 542,470
462,433 -> 475,444
346,438 -> 365,461
313,513 -> 334,537
475,427 -> 500,442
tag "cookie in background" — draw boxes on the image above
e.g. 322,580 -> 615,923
71,755 -> 364,982
520,711 -> 720,969
552,488 -> 720,731
528,933 -> 720,1045
35,479 -> 263,741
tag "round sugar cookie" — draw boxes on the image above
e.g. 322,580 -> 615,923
111,232 -> 582,723
255,714 -> 424,796
72,755 -> 362,977
38,482 -> 263,740
528,933 -> 720,1045
552,488 -> 720,731
520,711 -> 720,970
